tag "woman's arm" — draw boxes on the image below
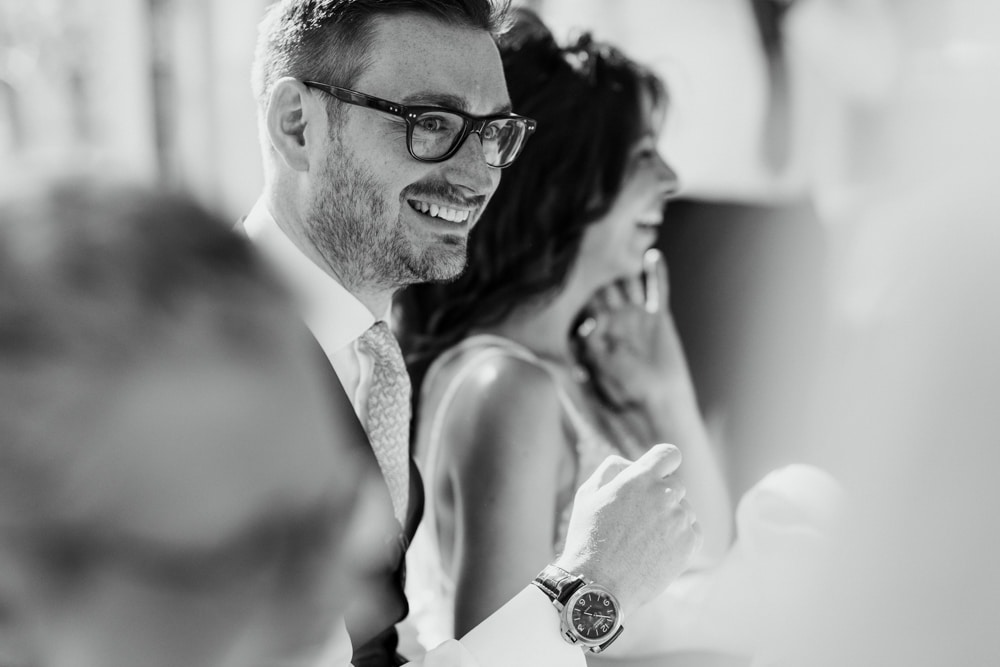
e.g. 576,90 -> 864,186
578,251 -> 733,564
441,354 -> 574,636
616,379 -> 733,567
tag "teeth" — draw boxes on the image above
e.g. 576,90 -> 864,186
411,200 -> 471,223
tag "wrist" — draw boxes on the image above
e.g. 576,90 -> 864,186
643,375 -> 698,411
551,555 -> 633,616
533,563 -> 626,654
627,385 -> 702,433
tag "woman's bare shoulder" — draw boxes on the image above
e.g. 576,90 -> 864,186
440,350 -> 567,469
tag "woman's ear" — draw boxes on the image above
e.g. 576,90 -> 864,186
265,77 -> 320,173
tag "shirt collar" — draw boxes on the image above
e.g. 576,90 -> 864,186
244,197 -> 376,353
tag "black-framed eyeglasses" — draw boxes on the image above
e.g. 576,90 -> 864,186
303,80 -> 537,168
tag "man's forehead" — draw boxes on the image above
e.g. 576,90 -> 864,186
357,12 -> 510,115
399,89 -> 512,115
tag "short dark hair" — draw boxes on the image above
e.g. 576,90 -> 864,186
251,0 -> 512,111
398,8 -> 666,367
0,177 -> 295,527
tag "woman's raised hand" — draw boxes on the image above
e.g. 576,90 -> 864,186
575,248 -> 694,412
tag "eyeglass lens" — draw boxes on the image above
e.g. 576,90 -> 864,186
410,111 -> 529,167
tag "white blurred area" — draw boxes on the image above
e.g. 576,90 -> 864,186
3,0 -> 1000,661
2,0 -> 996,211
0,0 -> 266,217
781,3 -> 1000,665
532,0 -> 806,201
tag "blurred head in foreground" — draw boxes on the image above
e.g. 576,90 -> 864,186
0,177 -> 386,667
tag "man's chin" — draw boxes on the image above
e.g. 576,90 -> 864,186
409,242 -> 468,284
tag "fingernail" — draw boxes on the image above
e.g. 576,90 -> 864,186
576,316 -> 597,338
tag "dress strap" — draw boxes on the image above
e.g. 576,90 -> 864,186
427,334 -> 598,441
418,336 -> 584,533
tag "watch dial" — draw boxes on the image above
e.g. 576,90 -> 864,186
570,590 -> 618,640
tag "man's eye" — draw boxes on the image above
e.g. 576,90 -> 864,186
416,115 -> 450,133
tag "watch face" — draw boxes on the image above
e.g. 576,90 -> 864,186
569,589 -> 619,641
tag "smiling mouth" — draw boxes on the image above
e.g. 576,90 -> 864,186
635,212 -> 662,229
408,199 -> 473,224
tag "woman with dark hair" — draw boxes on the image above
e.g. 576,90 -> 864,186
398,10 -> 739,661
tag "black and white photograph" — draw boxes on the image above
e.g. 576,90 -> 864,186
2,1 -> 998,666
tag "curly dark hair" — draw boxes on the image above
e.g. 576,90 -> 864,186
397,8 -> 666,372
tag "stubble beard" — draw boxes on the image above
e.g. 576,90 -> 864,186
305,143 -> 470,293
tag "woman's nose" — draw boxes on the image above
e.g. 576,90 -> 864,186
658,155 -> 681,196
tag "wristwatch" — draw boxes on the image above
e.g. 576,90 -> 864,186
532,564 -> 625,654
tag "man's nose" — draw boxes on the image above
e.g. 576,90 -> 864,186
442,131 -> 499,196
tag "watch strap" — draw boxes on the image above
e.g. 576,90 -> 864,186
532,564 -> 585,607
598,624 -> 625,652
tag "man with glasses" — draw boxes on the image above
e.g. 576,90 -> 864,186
245,2 -> 701,666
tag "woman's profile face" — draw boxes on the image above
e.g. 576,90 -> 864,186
577,94 -> 679,285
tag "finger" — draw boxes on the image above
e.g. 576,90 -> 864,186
682,499 -> 704,552
584,310 -> 613,353
623,272 -> 645,306
664,482 -> 687,504
692,523 -> 703,556
629,443 -> 682,479
588,283 -> 613,314
679,499 -> 699,529
575,315 -> 598,339
580,454 -> 633,492
601,282 -> 626,310
642,248 -> 670,314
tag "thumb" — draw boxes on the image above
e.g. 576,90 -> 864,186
579,453 -> 633,493
630,443 -> 682,479
643,248 -> 670,315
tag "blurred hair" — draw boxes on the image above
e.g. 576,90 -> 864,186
398,8 -> 666,368
0,177 -> 295,527
251,0 -> 512,114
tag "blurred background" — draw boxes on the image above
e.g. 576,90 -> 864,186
2,0 -> 999,495
7,0 -> 982,213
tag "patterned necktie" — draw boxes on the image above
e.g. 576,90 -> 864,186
357,321 -> 411,526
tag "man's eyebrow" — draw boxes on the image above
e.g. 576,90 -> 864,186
400,90 -> 512,115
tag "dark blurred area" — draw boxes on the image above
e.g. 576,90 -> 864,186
657,198 -> 826,496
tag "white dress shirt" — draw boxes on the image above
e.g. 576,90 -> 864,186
244,198 -> 583,667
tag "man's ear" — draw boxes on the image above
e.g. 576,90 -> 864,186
265,78 -> 321,173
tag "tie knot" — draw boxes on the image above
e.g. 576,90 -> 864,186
359,321 -> 406,371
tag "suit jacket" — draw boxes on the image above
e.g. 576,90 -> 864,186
240,211 -> 424,666
316,338 -> 425,667
243,204 -> 583,667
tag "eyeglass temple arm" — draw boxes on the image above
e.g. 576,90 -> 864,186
304,81 -> 403,116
